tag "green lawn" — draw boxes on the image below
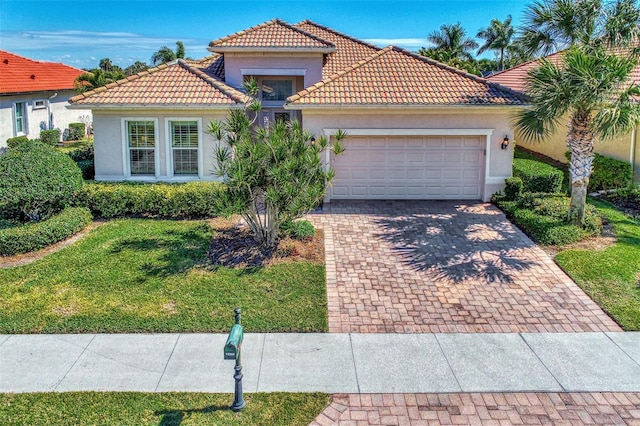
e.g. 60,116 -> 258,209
0,392 -> 330,426
555,198 -> 640,330
55,138 -> 93,154
0,219 -> 327,333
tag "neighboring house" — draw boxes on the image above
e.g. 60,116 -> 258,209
69,19 -> 527,202
0,50 -> 92,146
488,51 -> 640,180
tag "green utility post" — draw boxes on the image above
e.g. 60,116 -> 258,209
224,307 -> 245,411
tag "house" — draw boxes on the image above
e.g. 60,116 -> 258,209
488,50 -> 640,180
69,19 -> 527,202
0,50 -> 92,145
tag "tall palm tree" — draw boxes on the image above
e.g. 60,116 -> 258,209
477,16 -> 515,71
515,0 -> 640,224
427,23 -> 479,62
150,41 -> 186,65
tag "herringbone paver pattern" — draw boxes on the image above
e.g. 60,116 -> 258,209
309,201 -> 620,333
310,393 -> 640,425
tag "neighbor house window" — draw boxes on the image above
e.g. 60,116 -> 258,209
126,120 -> 156,175
33,99 -> 46,109
170,120 -> 199,175
261,79 -> 293,102
14,102 -> 26,135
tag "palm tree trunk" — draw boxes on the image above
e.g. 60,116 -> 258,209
566,111 -> 595,225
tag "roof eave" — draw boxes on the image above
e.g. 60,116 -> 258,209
285,103 -> 527,110
66,103 -> 245,110
1,87 -> 76,96
207,46 -> 336,54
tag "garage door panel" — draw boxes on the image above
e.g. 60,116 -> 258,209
331,134 -> 484,200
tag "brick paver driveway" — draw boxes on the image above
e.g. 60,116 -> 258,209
309,200 -> 620,333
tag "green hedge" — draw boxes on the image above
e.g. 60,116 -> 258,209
75,181 -> 224,218
40,129 -> 60,146
504,177 -> 523,201
496,193 -> 601,245
68,123 -> 86,141
6,136 -> 29,148
513,159 -> 564,193
565,152 -> 633,192
0,207 -> 92,256
76,160 -> 95,180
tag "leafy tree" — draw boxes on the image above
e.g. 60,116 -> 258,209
208,79 -> 345,248
124,61 -> 149,76
74,68 -> 125,93
99,58 -> 122,73
426,22 -> 479,62
151,41 -> 186,65
477,15 -> 515,70
515,0 -> 640,224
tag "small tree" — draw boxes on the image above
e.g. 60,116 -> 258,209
208,80 -> 345,248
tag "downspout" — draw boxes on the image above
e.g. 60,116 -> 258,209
47,92 -> 57,130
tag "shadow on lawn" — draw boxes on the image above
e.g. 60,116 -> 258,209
109,224 -> 211,278
155,405 -> 232,426
370,201 -> 538,284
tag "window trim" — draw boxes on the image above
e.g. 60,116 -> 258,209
164,117 -> 203,179
121,117 -> 159,179
258,77 -> 295,107
32,99 -> 46,110
12,101 -> 27,136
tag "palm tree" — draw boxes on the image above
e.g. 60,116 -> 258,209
74,68 -> 124,93
515,0 -> 640,224
477,16 -> 515,71
150,41 -> 186,65
427,23 -> 479,62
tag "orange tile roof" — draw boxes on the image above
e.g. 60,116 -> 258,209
287,46 -> 526,106
488,49 -> 640,94
208,19 -> 336,51
0,50 -> 85,94
294,20 -> 381,78
69,59 -> 249,107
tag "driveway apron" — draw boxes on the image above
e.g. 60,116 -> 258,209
309,200 -> 620,333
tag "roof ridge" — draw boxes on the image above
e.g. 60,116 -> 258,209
389,46 -> 529,101
208,18 -> 335,48
294,20 -> 381,52
176,59 -> 249,103
287,46 -> 393,103
488,50 -> 565,78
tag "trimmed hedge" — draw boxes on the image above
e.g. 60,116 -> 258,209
0,207 -> 92,256
75,181 -> 224,218
513,158 -> 564,193
40,129 -> 60,146
76,160 -> 95,180
565,152 -> 633,191
496,193 -> 601,245
68,123 -> 86,140
504,177 -> 523,201
6,136 -> 29,148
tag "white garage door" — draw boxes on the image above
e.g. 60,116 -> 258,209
331,135 -> 485,200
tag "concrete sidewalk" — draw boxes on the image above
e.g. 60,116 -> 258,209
1,332 -> 639,394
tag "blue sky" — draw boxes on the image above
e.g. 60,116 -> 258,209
1,0 -> 532,69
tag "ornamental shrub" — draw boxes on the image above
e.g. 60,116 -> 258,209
504,177 -> 523,201
0,207 -> 91,256
0,142 -> 83,222
68,144 -> 94,162
68,122 -> 86,140
40,129 -> 61,146
513,158 -> 564,193
6,136 -> 29,148
75,181 -> 224,218
76,160 -> 95,180
282,219 -> 315,240
589,154 -> 632,191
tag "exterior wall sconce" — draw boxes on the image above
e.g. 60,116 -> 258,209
501,135 -> 510,150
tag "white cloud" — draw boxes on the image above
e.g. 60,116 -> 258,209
363,38 -> 429,50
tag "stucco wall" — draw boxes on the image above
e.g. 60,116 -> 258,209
0,90 -> 92,146
223,53 -> 324,89
92,110 -> 228,181
301,108 -> 518,201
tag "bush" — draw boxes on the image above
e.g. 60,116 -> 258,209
40,129 -> 60,146
76,160 -> 95,180
0,142 -> 83,222
513,158 -> 564,193
504,177 -> 523,201
68,144 -> 94,162
497,193 -> 601,245
590,154 -> 632,191
0,207 -> 92,256
68,123 -> 86,140
282,219 -> 315,240
75,181 -> 224,218
6,136 -> 29,148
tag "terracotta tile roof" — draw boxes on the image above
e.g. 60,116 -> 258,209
186,54 -> 225,79
69,59 -> 248,107
208,19 -> 336,52
0,50 -> 85,94
294,20 -> 381,78
488,49 -> 640,94
287,46 -> 526,106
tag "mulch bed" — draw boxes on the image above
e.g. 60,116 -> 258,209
208,218 -> 324,268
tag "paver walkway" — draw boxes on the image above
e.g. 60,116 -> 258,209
311,393 -> 640,425
309,201 -> 620,333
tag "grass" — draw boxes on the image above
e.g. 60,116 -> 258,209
555,198 -> 640,330
0,219 -> 327,333
0,392 -> 330,426
55,137 -> 93,154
